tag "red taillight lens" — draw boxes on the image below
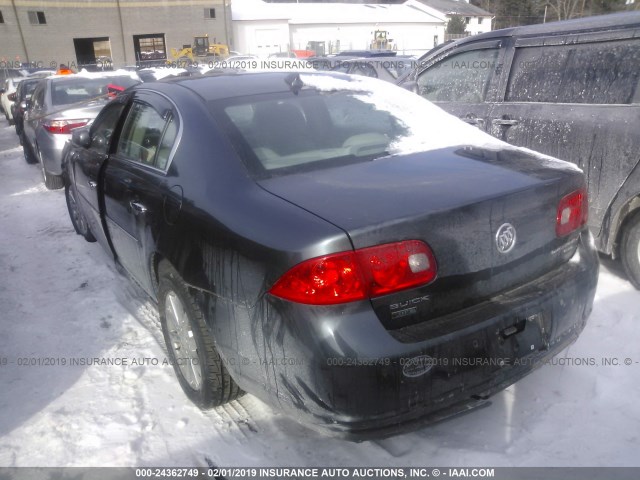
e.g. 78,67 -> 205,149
107,84 -> 125,98
43,119 -> 89,134
8,93 -> 16,102
269,252 -> 366,305
556,188 -> 588,237
357,240 -> 437,297
269,240 -> 437,305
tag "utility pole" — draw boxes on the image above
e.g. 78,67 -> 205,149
11,0 -> 30,63
116,0 -> 128,64
222,0 -> 233,50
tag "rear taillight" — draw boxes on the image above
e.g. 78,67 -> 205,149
269,240 -> 437,305
8,93 -> 16,102
107,84 -> 125,98
356,240 -> 437,296
270,252 -> 366,305
556,188 -> 588,237
43,119 -> 89,134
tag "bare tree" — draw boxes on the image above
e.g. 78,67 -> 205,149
471,0 -> 632,27
541,0 -> 587,20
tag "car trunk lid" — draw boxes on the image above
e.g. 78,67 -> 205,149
259,146 -> 585,329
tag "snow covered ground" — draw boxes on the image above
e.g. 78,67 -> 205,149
0,118 -> 639,468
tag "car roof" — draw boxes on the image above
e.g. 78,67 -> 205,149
341,56 -> 407,63
20,77 -> 45,85
335,50 -> 397,57
440,11 -> 640,47
27,70 -> 56,78
49,72 -> 138,82
137,71 -> 357,101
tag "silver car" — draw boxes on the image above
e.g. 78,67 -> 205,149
22,72 -> 140,189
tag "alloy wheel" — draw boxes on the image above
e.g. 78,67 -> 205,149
164,291 -> 202,390
67,186 -> 88,235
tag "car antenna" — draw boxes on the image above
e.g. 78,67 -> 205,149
285,73 -> 304,95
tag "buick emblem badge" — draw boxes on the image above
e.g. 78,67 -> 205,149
496,223 -> 516,254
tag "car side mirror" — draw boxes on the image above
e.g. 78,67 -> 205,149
93,133 -> 108,150
72,129 -> 92,149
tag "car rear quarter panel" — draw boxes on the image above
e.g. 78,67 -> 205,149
142,85 -> 356,397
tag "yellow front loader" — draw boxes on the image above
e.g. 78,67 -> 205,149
169,35 -> 230,62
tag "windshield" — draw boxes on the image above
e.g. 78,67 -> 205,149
212,74 -> 504,177
51,75 -> 139,106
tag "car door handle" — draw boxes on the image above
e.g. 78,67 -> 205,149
130,201 -> 148,215
88,181 -> 97,189
492,119 -> 519,126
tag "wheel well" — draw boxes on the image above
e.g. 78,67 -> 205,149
613,196 -> 640,259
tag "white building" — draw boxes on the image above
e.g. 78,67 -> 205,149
231,0 -> 448,57
414,0 -> 493,36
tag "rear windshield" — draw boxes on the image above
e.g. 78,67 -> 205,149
218,91 -> 405,175
51,75 -> 139,106
210,74 -> 502,177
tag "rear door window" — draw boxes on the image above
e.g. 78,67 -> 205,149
506,39 -> 640,104
31,83 -> 45,109
117,97 -> 179,170
416,48 -> 500,103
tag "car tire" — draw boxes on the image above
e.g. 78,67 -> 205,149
23,141 -> 38,164
37,148 -> 64,190
158,260 -> 242,408
620,212 -> 640,290
65,184 -> 96,242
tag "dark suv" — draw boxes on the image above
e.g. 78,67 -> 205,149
401,12 -> 640,288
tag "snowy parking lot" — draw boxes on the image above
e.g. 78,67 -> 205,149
0,117 -> 639,468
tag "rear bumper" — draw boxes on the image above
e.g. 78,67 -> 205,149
225,231 -> 599,439
2,100 -> 14,120
36,129 -> 70,176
